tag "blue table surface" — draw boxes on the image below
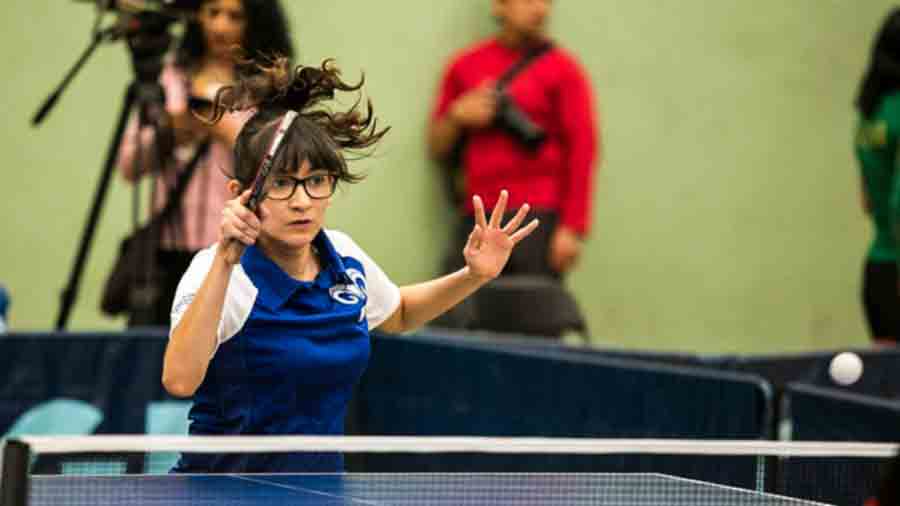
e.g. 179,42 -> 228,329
27,473 -> 831,505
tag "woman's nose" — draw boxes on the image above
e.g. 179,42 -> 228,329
288,186 -> 312,208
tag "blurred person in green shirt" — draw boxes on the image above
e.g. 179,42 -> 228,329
856,7 -> 900,345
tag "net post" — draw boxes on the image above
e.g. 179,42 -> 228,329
1,439 -> 30,506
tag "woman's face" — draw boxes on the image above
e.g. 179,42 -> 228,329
258,160 -> 334,251
197,0 -> 246,60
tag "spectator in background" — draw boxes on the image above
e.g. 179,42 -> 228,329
112,0 -> 294,327
427,0 -> 599,334
855,7 -> 900,346
0,285 -> 8,333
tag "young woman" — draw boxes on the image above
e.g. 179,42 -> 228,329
161,58 -> 540,473
114,0 -> 294,326
856,7 -> 900,345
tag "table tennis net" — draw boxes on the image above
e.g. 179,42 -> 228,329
1,436 -> 896,506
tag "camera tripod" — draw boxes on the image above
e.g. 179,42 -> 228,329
33,10 -> 177,329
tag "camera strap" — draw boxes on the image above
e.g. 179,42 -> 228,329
496,41 -> 554,91
438,41 -> 554,206
156,139 -> 211,227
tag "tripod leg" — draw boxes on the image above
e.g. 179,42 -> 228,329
55,85 -> 137,330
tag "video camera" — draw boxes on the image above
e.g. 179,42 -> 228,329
490,42 -> 552,152
494,91 -> 546,151
40,1 -> 204,329
86,0 -> 201,17
81,0 -> 200,82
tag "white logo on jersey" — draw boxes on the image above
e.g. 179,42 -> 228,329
171,294 -> 195,322
329,268 -> 367,305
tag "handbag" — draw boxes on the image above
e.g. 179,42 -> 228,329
100,141 -> 210,317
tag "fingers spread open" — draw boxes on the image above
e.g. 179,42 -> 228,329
510,218 -> 540,244
489,190 -> 508,229
502,203 -> 530,234
473,195 -> 488,229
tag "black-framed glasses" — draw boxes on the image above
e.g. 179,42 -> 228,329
264,174 -> 337,201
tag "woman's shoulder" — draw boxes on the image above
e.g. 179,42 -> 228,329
178,245 -> 219,281
323,229 -> 361,254
179,244 -> 256,297
324,229 -> 385,265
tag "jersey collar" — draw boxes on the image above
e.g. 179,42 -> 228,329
241,230 -> 352,309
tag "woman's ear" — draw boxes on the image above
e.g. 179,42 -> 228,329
227,179 -> 243,198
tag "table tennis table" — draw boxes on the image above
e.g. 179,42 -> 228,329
24,473 -> 832,505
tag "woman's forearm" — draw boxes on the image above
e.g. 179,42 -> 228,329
162,249 -> 234,397
387,267 -> 489,333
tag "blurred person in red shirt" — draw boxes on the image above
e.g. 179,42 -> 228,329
427,0 -> 599,332
428,0 -> 599,281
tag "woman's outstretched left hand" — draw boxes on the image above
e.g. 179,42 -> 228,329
463,190 -> 540,281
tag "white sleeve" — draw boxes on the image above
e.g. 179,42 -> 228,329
170,247 -> 215,332
326,230 -> 401,329
169,245 -> 257,351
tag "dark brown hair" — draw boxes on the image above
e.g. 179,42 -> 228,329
208,57 -> 389,188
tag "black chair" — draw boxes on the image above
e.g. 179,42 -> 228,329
464,275 -> 588,339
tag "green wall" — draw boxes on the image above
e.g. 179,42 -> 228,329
1,1 -> 892,352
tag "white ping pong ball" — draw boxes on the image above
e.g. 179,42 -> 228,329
829,352 -> 863,386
